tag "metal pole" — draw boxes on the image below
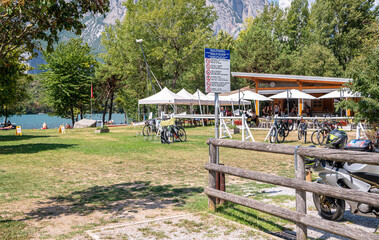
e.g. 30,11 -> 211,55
90,80 -> 93,120
238,89 -> 241,111
340,90 -> 343,117
215,93 -> 220,164
287,89 -> 290,116
139,42 -> 155,94
197,91 -> 204,126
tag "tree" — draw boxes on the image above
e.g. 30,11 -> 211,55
0,50 -> 31,124
232,18 -> 281,74
0,0 -> 109,61
95,63 -> 123,123
284,0 -> 310,51
40,39 -> 97,125
181,30 -> 235,92
100,0 -> 217,117
309,0 -> 378,70
337,47 -> 379,126
291,43 -> 342,77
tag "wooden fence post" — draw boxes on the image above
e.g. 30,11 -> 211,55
296,154 -> 307,240
208,142 -> 217,210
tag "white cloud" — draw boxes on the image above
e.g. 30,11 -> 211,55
376,0 -> 378,6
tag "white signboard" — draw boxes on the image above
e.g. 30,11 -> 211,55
204,48 -> 230,93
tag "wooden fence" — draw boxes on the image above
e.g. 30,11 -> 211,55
206,138 -> 379,240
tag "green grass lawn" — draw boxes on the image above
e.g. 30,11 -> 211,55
0,125 -> 352,239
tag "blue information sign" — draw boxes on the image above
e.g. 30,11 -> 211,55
204,48 -> 230,93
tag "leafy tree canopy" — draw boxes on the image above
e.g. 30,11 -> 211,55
0,0 -> 109,61
310,0 -> 378,69
40,38 -> 97,125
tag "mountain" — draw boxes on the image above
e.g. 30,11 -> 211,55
29,0 -> 268,71
208,0 -> 269,38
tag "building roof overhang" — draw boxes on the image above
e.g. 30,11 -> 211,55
231,72 -> 351,85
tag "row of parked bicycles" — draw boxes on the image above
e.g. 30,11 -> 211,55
269,118 -> 343,144
142,118 -> 187,144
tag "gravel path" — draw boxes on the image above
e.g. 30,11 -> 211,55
257,186 -> 379,240
84,185 -> 378,240
86,213 -> 280,240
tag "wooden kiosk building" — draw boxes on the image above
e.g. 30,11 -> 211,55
231,72 -> 352,116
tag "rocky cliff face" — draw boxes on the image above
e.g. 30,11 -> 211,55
29,0 -> 268,71
78,0 -> 269,49
207,0 -> 269,38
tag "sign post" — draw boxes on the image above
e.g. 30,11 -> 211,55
15,126 -> 22,136
205,48 -> 230,165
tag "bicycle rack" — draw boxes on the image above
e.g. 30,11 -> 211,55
356,122 -> 368,139
219,118 -> 232,139
241,114 -> 255,142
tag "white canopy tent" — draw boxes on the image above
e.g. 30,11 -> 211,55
138,87 -> 190,121
319,88 -> 361,99
193,89 -> 213,105
177,89 -> 198,104
138,87 -> 189,105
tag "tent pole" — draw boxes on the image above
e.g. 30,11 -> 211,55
197,91 -> 204,126
138,104 -> 140,123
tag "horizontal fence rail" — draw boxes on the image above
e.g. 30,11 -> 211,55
205,188 -> 378,240
208,139 -> 379,165
206,138 -> 379,240
205,163 -> 379,208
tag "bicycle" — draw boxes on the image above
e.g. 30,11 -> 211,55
269,119 -> 287,143
160,118 -> 187,144
142,119 -> 157,136
316,120 -> 341,145
297,120 -> 307,143
311,120 -> 322,145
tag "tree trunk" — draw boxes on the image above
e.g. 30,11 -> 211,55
3,106 -> 7,125
102,98 -> 109,124
124,111 -> 127,124
71,106 -> 75,126
108,91 -> 114,121
80,106 -> 83,119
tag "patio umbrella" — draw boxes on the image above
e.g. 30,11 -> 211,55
319,88 -> 361,116
229,90 -> 272,101
319,88 -> 361,99
269,89 -> 317,115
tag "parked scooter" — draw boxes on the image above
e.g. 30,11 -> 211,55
306,129 -> 379,221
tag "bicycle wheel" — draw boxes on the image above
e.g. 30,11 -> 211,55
277,127 -> 286,143
143,125 -> 149,136
269,127 -> 277,143
284,127 -> 290,137
317,129 -> 328,145
177,127 -> 187,142
161,129 -> 170,144
288,120 -> 294,131
311,130 -> 319,145
298,128 -> 303,140
304,130 -> 307,144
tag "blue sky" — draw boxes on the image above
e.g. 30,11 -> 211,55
270,0 -> 378,9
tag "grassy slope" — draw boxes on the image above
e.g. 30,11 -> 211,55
0,126 -> 328,239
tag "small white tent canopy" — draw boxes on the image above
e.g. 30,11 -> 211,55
319,88 -> 361,99
229,90 -> 272,101
193,89 -> 213,105
176,89 -> 197,104
269,89 -> 317,100
138,87 -> 188,105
